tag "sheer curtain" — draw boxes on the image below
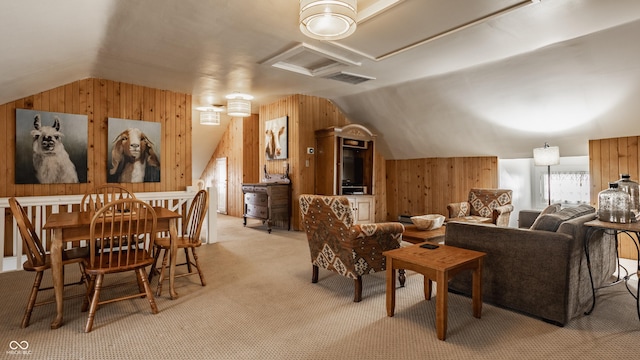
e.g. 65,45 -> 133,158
540,171 -> 590,205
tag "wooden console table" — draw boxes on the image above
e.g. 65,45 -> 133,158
402,225 -> 446,244
242,183 -> 291,233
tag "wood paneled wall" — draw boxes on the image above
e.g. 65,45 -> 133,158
589,136 -> 640,259
259,94 -> 388,229
0,78 -> 191,197
199,115 -> 259,217
386,157 -> 499,220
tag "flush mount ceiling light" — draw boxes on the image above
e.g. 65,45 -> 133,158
299,0 -> 357,41
197,105 -> 225,125
225,93 -> 253,117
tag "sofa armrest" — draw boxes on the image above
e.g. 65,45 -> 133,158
447,202 -> 470,218
518,210 -> 541,228
444,222 -> 574,325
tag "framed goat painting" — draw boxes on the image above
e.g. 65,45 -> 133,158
265,116 -> 288,160
15,109 -> 88,184
107,118 -> 161,183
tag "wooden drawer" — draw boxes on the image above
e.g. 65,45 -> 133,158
244,192 -> 267,206
245,204 -> 268,219
242,185 -> 254,192
251,186 -> 268,193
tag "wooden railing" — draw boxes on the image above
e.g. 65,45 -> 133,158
0,190 -> 217,273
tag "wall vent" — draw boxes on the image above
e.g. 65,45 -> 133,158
322,72 -> 375,84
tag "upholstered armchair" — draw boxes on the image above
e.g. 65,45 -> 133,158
447,188 -> 514,227
299,195 -> 405,302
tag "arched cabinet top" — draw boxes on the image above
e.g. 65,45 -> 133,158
334,124 -> 376,141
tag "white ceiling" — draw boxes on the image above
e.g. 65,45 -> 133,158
2,0 -> 640,180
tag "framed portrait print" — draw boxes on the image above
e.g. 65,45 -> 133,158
265,116 -> 288,160
107,118 -> 161,183
15,109 -> 88,184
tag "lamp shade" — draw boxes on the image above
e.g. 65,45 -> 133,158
533,144 -> 560,166
299,0 -> 357,40
226,93 -> 253,117
200,111 -> 220,125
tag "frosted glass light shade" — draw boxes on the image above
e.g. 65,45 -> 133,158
200,111 -> 220,125
533,144 -> 560,166
299,0 -> 357,40
226,99 -> 251,117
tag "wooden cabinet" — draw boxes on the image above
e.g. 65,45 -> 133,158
346,195 -> 375,224
242,183 -> 291,233
315,124 -> 376,224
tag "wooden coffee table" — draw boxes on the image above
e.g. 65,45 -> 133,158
384,243 -> 486,341
402,224 -> 446,244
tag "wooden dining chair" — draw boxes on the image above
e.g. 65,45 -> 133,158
81,184 -> 138,249
8,197 -> 88,328
80,184 -> 134,213
81,198 -> 159,332
149,190 -> 209,296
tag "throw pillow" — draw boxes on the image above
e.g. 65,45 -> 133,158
530,204 -> 595,232
528,203 -> 562,230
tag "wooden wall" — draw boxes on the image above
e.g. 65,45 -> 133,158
199,115 -> 259,217
589,136 -> 640,259
386,157 -> 499,220
0,78 -> 192,197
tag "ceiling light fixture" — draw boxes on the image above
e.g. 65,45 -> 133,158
225,93 -> 253,117
299,0 -> 357,41
197,105 -> 225,126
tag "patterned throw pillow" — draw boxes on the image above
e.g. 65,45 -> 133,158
528,203 -> 562,230
530,204 -> 595,232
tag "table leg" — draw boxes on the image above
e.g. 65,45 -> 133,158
472,259 -> 483,318
436,271 -> 448,341
424,277 -> 432,300
169,218 -> 179,300
50,228 -> 64,329
386,257 -> 396,317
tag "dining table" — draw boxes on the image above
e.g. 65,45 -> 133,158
43,206 -> 182,329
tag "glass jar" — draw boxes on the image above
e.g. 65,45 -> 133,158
615,174 -> 639,221
598,182 -> 631,223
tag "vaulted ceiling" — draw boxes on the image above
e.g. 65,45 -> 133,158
2,0 -> 640,180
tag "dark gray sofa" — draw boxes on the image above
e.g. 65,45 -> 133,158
445,205 -> 617,326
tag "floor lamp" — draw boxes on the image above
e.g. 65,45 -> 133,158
533,142 -> 560,205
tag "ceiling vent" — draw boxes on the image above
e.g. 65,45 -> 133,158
322,71 -> 375,84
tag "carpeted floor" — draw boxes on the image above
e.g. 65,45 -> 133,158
0,214 -> 638,360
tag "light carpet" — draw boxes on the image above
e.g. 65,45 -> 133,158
0,214 -> 638,360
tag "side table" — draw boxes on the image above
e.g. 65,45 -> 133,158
583,219 -> 640,319
384,243 -> 486,341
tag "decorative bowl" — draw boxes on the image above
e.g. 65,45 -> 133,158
410,214 -> 445,230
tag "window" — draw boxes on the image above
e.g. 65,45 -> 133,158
539,171 -> 590,206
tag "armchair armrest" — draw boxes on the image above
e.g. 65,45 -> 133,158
492,204 -> 514,226
447,202 -> 471,218
349,222 -> 405,249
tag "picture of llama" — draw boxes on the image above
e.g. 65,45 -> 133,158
15,109 -> 88,184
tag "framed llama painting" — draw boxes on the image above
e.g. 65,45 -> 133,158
265,116 -> 288,160
107,118 -> 161,183
15,109 -> 88,184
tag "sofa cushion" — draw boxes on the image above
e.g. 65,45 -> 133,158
527,203 -> 562,230
530,204 -> 595,232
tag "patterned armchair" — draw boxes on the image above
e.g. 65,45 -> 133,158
447,188 -> 514,227
299,195 -> 405,302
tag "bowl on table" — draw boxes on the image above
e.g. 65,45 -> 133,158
410,214 -> 445,230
